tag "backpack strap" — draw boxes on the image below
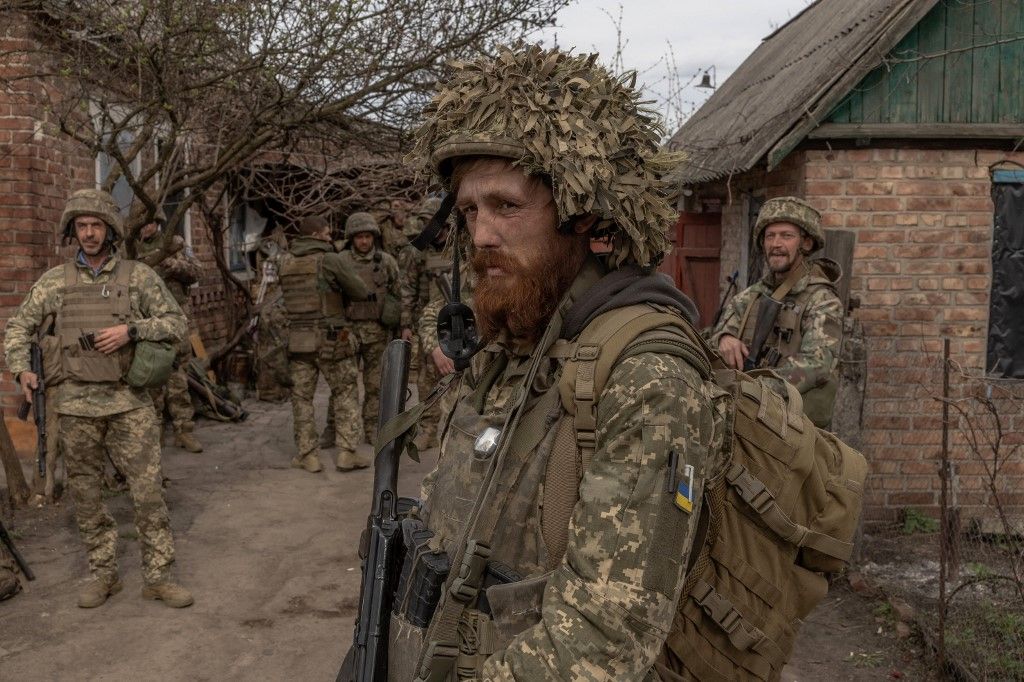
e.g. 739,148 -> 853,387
557,304 -> 711,467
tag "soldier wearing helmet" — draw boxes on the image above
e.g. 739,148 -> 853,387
132,203 -> 204,453
4,188 -> 194,609
335,211 -> 401,446
711,196 -> 843,427
394,195 -> 455,450
278,215 -> 369,473
381,45 -> 719,681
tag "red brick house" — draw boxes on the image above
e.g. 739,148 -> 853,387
667,0 -> 1024,525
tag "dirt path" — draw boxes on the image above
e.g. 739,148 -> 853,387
1,390 -> 932,680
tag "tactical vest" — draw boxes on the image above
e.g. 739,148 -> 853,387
279,252 -> 345,353
388,302 -> 865,682
345,251 -> 388,322
736,263 -> 841,427
51,261 -> 136,384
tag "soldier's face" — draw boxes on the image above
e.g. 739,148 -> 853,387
74,216 -> 110,256
763,221 -> 812,274
140,222 -> 159,239
455,157 -> 588,341
352,232 -> 375,254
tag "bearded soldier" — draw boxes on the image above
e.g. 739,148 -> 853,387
4,189 -> 193,609
337,212 -> 401,445
711,197 -> 843,428
133,207 -> 204,452
279,216 -> 370,473
397,196 -> 452,450
385,45 -> 724,680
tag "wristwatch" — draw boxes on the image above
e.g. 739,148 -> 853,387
128,324 -> 139,341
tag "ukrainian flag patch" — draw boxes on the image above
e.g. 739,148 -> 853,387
674,464 -> 695,513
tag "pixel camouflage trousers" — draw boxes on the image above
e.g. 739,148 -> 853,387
59,406 -> 175,585
289,353 -> 361,457
150,363 -> 196,434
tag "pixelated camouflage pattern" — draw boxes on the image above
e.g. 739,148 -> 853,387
0,541 -> 21,600
753,196 -> 824,253
712,261 -> 843,396
60,406 -> 176,585
135,232 -> 201,307
399,243 -> 451,331
289,346 -> 361,459
411,44 -> 683,269
4,253 -> 187,417
150,363 -> 196,434
412,282 -> 719,677
59,188 -> 124,240
345,212 -> 380,239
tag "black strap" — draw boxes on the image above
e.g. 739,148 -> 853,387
411,193 -> 455,250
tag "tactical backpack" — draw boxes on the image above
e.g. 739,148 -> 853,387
556,304 -> 867,682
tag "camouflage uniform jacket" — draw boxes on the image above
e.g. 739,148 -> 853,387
338,246 -> 400,346
418,257 -> 720,680
711,259 -> 843,394
4,252 -> 187,417
398,243 -> 452,330
135,233 -> 201,308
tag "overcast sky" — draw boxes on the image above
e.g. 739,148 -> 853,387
537,0 -> 814,131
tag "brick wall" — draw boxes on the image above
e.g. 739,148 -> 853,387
0,13 -> 235,411
695,147 -> 1024,526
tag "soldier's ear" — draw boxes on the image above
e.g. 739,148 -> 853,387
570,214 -> 598,235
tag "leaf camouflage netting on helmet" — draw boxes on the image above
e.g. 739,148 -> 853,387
410,43 -> 685,269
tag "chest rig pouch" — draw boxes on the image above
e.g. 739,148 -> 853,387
347,253 -> 388,322
279,252 -> 344,353
54,261 -> 135,384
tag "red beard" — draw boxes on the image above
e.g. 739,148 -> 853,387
472,238 -> 584,345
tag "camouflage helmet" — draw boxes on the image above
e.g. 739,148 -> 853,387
345,211 -> 380,238
60,188 -> 124,240
410,43 -> 682,268
754,196 -> 825,252
416,196 -> 443,220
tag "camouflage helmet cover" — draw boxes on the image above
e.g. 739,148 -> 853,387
345,211 -> 380,238
416,196 -> 443,219
60,188 -> 124,240
410,43 -> 683,268
754,196 -> 825,252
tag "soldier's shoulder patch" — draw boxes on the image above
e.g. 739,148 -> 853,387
674,464 -> 695,514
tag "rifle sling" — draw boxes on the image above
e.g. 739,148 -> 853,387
737,263 -> 806,348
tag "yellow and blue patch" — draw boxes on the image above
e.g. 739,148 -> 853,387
674,464 -> 695,514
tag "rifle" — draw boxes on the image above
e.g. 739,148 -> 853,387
338,339 -> 412,682
16,342 -> 46,476
0,516 -> 35,581
743,295 -> 783,371
711,270 -> 739,329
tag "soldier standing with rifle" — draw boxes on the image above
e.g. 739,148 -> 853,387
711,196 -> 844,427
133,206 -> 204,452
4,188 -> 193,609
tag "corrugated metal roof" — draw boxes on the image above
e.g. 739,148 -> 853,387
666,0 -> 939,185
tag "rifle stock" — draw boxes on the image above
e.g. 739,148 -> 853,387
339,339 -> 412,682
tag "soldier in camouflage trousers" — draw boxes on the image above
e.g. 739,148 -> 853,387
279,216 -> 370,473
4,189 -> 193,609
711,196 -> 844,428
133,209 -> 204,452
334,213 -> 401,445
398,196 -> 452,450
385,45 -> 724,680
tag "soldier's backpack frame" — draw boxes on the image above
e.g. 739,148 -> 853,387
557,304 -> 868,681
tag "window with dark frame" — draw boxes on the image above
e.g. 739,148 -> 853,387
987,170 -> 1024,378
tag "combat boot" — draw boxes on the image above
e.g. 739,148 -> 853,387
174,431 -> 204,453
78,575 -> 122,608
291,452 -> 323,473
142,581 -> 194,608
336,449 -> 370,471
